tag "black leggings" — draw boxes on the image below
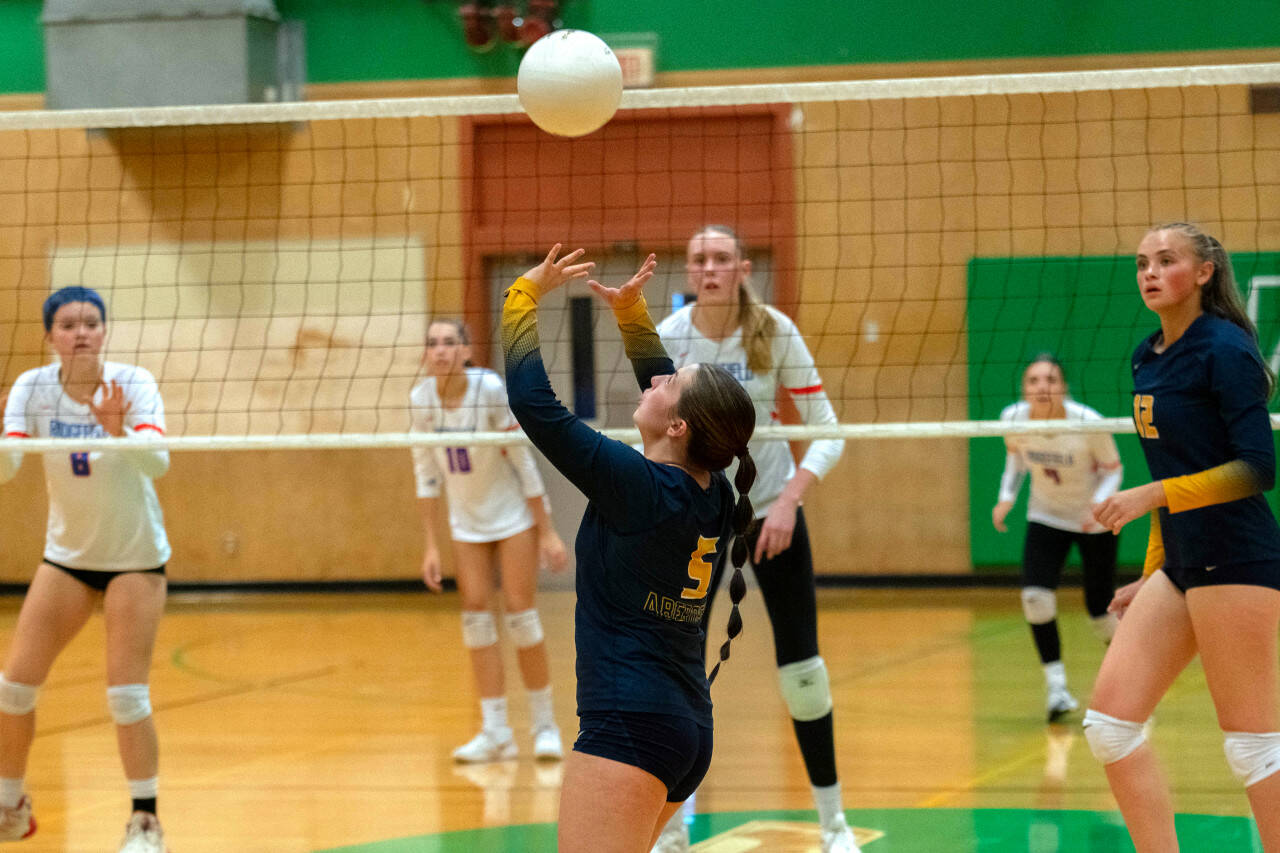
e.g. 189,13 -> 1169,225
700,508 -> 818,666
1022,521 -> 1117,617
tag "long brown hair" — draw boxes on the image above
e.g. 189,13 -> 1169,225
1148,222 -> 1275,396
675,362 -> 758,684
695,225 -> 776,374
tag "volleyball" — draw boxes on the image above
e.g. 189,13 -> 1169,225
517,29 -> 623,138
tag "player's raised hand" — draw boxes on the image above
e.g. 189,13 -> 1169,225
588,254 -> 657,310
89,380 -> 131,437
520,244 -> 594,296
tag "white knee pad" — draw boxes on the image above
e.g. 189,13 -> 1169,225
1021,586 -> 1057,625
107,684 -> 152,725
504,609 -> 544,649
1223,731 -> 1280,786
460,610 -> 499,649
1083,709 -> 1147,764
0,675 -> 39,716
1090,613 -> 1118,644
777,656 -> 833,722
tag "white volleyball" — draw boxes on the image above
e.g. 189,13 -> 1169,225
517,30 -> 623,137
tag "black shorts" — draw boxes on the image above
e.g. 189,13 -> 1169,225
43,560 -> 166,592
1022,521 -> 1117,584
1161,559 -> 1280,593
574,711 -> 713,802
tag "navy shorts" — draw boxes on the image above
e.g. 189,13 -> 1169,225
44,560 -> 166,592
574,711 -> 713,802
1162,559 -> 1280,593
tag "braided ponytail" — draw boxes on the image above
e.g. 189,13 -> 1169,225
673,362 -> 757,685
707,449 -> 757,685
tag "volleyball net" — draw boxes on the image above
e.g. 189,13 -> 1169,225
1,62 -> 1279,455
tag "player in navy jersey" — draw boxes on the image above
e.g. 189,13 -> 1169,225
502,245 -> 757,852
653,225 -> 857,853
410,318 -> 569,762
992,354 -> 1122,722
1087,223 -> 1280,851
0,287 -> 171,852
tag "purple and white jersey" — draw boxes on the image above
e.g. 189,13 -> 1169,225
3,362 -> 170,570
410,367 -> 545,543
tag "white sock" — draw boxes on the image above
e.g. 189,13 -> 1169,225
812,781 -> 845,827
526,685 -> 555,732
480,696 -> 509,734
1043,660 -> 1067,690
127,776 -> 158,799
0,778 -> 22,809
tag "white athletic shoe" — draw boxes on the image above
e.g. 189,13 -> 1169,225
650,821 -> 690,853
0,795 -> 35,842
1046,686 -> 1079,723
821,814 -> 862,853
117,812 -> 165,853
532,725 -> 564,760
452,728 -> 517,763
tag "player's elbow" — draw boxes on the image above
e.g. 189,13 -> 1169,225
1252,459 -> 1276,492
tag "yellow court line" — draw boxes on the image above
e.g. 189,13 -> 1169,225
915,741 -> 1049,809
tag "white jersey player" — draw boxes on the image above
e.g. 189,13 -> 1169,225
4,361 -> 169,570
411,319 -> 568,764
991,354 -> 1123,722
999,399 -> 1122,534
0,287 -> 171,852
651,225 -> 859,853
657,303 -> 843,518
411,366 -> 545,543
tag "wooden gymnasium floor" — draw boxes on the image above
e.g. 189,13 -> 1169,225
0,584 -> 1264,852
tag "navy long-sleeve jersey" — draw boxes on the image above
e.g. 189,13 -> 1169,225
502,278 -> 735,726
1133,313 -> 1280,569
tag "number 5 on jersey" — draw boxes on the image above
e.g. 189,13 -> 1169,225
683,536 -> 719,600
1133,394 -> 1159,439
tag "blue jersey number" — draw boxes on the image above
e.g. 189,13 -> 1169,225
445,447 -> 472,473
70,452 -> 91,477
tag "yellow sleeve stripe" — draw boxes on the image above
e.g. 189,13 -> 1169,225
612,295 -> 649,326
1143,510 -> 1164,578
612,295 -> 666,362
1161,460 -> 1262,513
501,277 -> 542,366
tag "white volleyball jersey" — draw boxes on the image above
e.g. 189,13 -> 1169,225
410,367 -> 545,543
2,362 -> 171,570
657,305 -> 844,517
998,400 -> 1123,533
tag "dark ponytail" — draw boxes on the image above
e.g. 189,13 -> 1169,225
674,362 -> 757,685
707,449 -> 757,685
